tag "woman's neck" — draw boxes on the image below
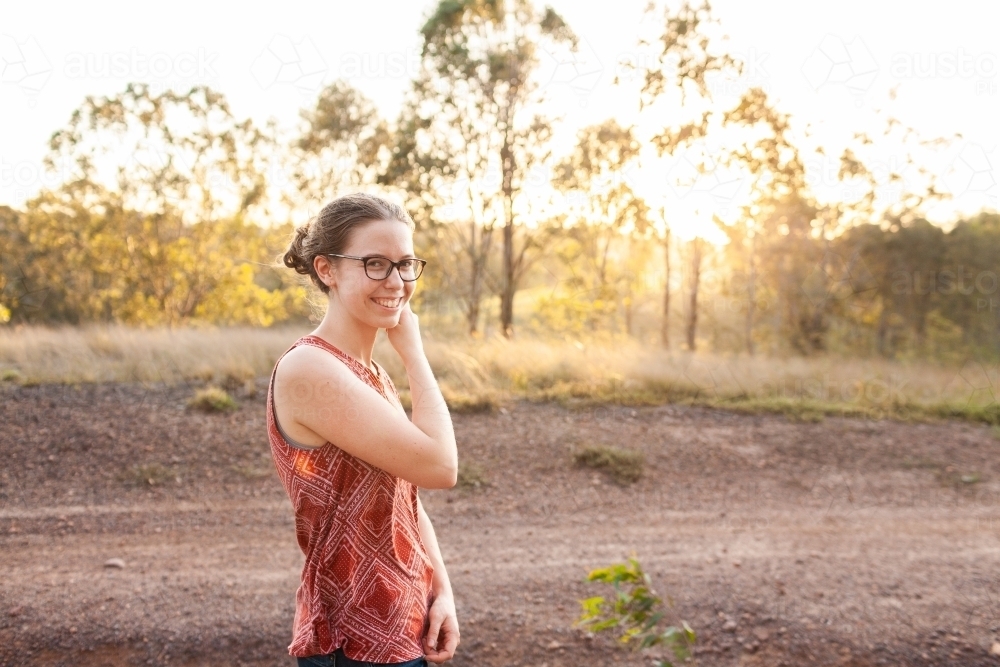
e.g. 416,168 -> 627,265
311,301 -> 378,371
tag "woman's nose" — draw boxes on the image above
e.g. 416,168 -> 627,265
384,264 -> 406,287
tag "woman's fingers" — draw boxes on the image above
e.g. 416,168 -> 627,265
424,608 -> 444,655
423,597 -> 460,663
425,615 -> 459,663
441,616 -> 460,656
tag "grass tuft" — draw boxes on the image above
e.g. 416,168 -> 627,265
456,461 -> 488,490
187,386 -> 238,413
444,389 -> 504,414
574,445 -> 644,485
119,463 -> 178,487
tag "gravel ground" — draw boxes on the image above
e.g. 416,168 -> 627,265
1,379 -> 1000,666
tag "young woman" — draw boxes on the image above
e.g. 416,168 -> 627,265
267,193 -> 460,666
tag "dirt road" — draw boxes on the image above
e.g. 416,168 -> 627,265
2,380 -> 999,666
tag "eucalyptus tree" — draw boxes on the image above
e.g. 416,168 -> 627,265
625,0 -> 742,349
553,119 -> 651,334
413,0 -> 577,337
292,80 -> 390,212
380,55 -> 504,335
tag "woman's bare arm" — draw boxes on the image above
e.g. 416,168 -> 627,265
418,495 -> 459,663
274,343 -> 457,489
418,495 -> 453,601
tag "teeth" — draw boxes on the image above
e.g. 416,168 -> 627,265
373,297 -> 401,308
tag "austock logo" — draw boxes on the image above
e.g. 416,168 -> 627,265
539,36 -> 603,107
943,142 -> 998,208
250,34 -> 327,96
801,34 -> 879,104
665,140 -> 748,216
0,34 -> 52,102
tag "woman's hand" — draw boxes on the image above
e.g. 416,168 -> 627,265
424,592 -> 459,663
386,301 -> 425,368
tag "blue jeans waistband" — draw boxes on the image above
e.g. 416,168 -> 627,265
297,648 -> 427,667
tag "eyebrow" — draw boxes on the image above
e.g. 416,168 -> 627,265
365,253 -> 418,259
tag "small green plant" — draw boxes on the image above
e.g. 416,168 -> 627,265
456,461 -> 488,490
187,385 -> 238,412
576,557 -> 695,667
574,445 -> 644,484
2,369 -> 22,382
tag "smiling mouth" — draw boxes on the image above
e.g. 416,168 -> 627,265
372,297 -> 402,309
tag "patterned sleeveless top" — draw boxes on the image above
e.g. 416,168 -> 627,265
266,334 -> 434,661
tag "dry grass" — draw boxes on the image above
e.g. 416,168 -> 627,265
2,323 -> 999,424
0,323 -> 295,385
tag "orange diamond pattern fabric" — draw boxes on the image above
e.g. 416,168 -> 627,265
266,334 -> 433,661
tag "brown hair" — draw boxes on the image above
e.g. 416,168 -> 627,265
282,192 -> 415,294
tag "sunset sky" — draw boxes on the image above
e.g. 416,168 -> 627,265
2,0 -> 997,241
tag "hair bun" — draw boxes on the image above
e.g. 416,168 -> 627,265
283,222 -> 312,274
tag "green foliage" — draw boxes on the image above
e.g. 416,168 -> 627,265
574,445 -> 644,484
576,557 -> 695,666
544,120 -> 653,337
532,293 -> 620,335
1,196 -> 308,326
0,83 -> 310,328
187,386 -> 238,413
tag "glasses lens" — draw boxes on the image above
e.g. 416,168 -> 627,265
364,257 -> 391,279
397,260 -> 417,281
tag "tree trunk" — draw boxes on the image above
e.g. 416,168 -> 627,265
745,232 -> 756,355
661,228 -> 671,349
499,100 -> 516,339
686,238 -> 703,352
876,306 -> 889,357
465,219 -> 493,337
467,285 -> 481,336
624,235 -> 634,336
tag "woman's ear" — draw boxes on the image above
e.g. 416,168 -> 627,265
314,255 -> 337,291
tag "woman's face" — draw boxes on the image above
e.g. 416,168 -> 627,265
326,218 -> 416,329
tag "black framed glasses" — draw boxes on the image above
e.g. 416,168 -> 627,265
325,253 -> 427,281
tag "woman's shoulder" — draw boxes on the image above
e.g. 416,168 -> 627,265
274,338 -> 352,386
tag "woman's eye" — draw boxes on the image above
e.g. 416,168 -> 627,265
367,259 -> 388,270
398,260 -> 414,269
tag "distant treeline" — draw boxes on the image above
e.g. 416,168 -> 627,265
5,205 -> 997,362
